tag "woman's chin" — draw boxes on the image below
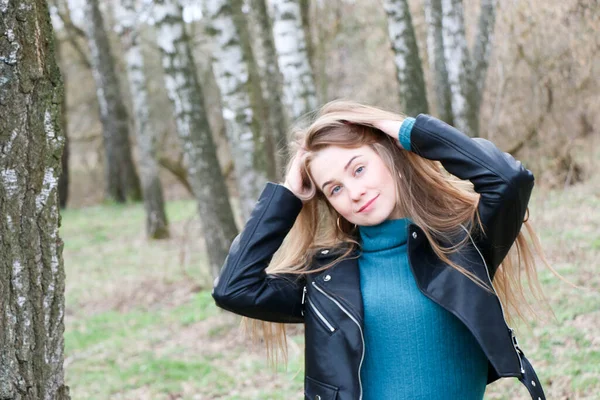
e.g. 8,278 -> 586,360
354,212 -> 389,227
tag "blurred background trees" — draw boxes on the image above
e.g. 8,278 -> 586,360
44,0 -> 598,275
83,0 -> 143,202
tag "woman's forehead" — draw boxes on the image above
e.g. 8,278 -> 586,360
309,145 -> 374,183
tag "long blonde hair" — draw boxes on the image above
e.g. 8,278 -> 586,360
242,100 -> 554,367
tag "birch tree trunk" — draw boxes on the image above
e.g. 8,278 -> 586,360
0,0 -> 71,398
54,33 -> 70,208
232,3 -> 278,182
84,0 -> 142,201
440,0 -> 477,136
424,0 -> 453,124
117,0 -> 169,239
471,0 -> 497,114
59,107 -> 70,209
440,0 -> 497,137
299,0 -> 315,72
230,0 -> 277,181
271,0 -> 318,120
383,0 -> 429,116
204,0 -> 271,221
153,0 -> 238,278
250,0 -> 290,177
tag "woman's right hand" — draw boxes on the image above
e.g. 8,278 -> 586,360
283,148 -> 312,200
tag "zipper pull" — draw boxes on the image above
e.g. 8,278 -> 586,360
301,286 -> 307,316
509,328 -> 526,374
510,328 -> 521,350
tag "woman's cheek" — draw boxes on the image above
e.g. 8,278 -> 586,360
331,198 -> 349,219
340,201 -> 355,220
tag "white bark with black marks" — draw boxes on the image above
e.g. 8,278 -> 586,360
117,0 -> 170,239
250,0 -> 290,178
440,0 -> 475,136
0,0 -> 71,398
471,0 -> 497,113
153,0 -> 238,278
271,0 -> 318,120
439,0 -> 497,137
383,0 -> 429,116
83,0 -> 142,201
204,0 -> 270,222
424,0 -> 453,124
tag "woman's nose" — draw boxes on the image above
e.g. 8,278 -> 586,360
348,184 -> 366,200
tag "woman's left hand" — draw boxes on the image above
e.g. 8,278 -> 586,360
372,119 -> 405,149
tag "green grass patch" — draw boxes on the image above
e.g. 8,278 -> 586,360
61,182 -> 600,398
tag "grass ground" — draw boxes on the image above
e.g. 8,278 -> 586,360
61,175 -> 600,399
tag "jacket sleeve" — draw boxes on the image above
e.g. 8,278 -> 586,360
211,182 -> 306,323
409,114 -> 535,278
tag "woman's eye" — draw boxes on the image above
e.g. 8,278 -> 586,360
355,166 -> 365,175
331,185 -> 341,195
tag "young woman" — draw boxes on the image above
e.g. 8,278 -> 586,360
212,100 -> 549,400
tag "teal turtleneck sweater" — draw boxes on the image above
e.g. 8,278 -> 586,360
357,118 -> 488,399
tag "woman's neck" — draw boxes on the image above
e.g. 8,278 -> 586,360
358,217 -> 411,252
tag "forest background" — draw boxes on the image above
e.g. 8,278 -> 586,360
1,0 -> 599,398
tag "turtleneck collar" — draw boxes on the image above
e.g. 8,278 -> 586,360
358,218 -> 411,252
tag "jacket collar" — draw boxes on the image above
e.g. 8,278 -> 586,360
310,223 -> 426,325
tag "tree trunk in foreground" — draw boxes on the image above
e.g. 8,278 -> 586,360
0,0 -> 71,398
55,34 -> 71,209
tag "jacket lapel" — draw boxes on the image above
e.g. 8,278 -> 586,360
312,253 -> 364,325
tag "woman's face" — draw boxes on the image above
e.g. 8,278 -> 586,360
309,145 -> 402,227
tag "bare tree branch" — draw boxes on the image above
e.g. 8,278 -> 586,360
157,155 -> 194,196
507,82 -> 552,155
52,1 -> 92,69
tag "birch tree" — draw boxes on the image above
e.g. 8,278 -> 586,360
439,0 -> 497,136
229,2 -> 278,182
153,0 -> 238,278
299,0 -> 315,72
424,0 -> 453,124
250,0 -> 290,176
204,0 -> 273,221
0,0 -> 71,397
117,0 -> 169,239
53,23 -> 71,208
440,0 -> 474,135
271,0 -> 318,120
383,0 -> 429,116
83,0 -> 142,202
471,0 -> 497,116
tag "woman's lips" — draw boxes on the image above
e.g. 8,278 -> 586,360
358,194 -> 379,212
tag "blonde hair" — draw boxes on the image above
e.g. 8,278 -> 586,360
242,100 -> 554,367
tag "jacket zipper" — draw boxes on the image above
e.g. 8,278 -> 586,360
302,286 -> 307,316
306,297 -> 336,333
459,224 -> 526,375
312,281 -> 365,400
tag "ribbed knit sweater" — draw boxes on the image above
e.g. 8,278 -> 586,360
357,171 -> 488,397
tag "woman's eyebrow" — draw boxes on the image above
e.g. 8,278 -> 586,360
320,155 -> 362,190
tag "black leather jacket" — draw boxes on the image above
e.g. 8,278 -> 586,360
212,114 -> 546,400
